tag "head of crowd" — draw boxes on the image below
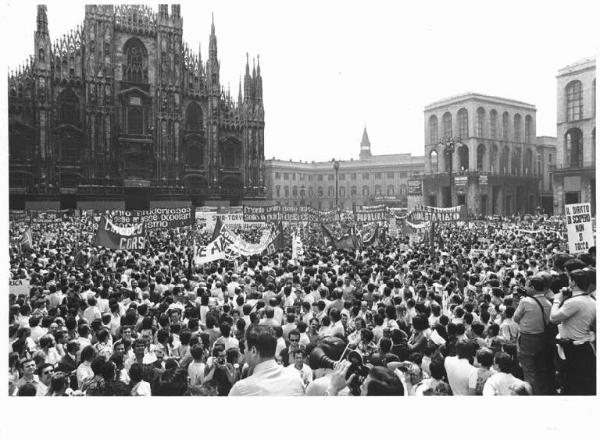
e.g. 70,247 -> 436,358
8,211 -> 596,396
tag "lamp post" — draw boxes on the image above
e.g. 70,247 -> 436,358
438,137 -> 463,207
333,159 -> 340,209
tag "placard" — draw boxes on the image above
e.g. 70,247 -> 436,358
564,202 -> 593,254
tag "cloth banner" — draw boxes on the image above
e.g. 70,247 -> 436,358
292,231 -> 305,260
94,216 -> 146,250
107,207 -> 194,230
9,278 -> 31,295
407,205 -> 466,223
353,205 -> 388,223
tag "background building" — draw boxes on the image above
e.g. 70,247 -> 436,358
552,58 -> 596,215
8,5 -> 265,210
265,127 -> 424,210
421,93 -> 541,216
536,136 -> 556,215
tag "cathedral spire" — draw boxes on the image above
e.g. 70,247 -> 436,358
238,76 -> 243,108
36,5 -> 48,34
209,13 -> 217,60
256,54 -> 261,77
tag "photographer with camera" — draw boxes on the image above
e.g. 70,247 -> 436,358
549,269 -> 596,395
204,344 -> 236,396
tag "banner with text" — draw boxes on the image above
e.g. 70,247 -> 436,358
108,207 -> 194,230
565,202 -> 593,254
95,216 -> 146,250
407,205 -> 466,223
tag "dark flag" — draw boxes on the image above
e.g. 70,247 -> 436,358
211,216 -> 224,241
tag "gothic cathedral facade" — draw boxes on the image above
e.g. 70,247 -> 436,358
8,5 -> 265,210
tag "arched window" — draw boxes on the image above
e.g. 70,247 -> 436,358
339,187 -> 345,197
457,108 -> 468,138
387,185 -> 394,196
317,187 -> 323,197
374,185 -> 382,196
489,110 -> 498,139
513,114 -> 522,142
444,147 -> 453,173
127,107 -> 143,135
308,187 -> 314,197
284,187 -> 289,197
566,80 -> 583,122
429,115 -> 438,144
429,150 -> 439,173
186,140 -> 204,167
38,49 -> 45,62
458,144 -> 469,170
502,112 -> 510,140
592,127 -> 596,165
500,146 -> 510,174
58,89 -> 79,125
477,144 -> 486,171
123,38 -> 148,84
524,149 -> 533,175
490,144 -> 498,173
328,186 -> 335,197
565,128 -> 583,168
511,147 -> 521,175
293,186 -> 298,197
443,112 -> 452,138
186,103 -> 203,132
525,115 -> 533,143
476,107 -> 485,138
221,137 -> 241,168
351,186 -> 357,196
362,186 -> 369,196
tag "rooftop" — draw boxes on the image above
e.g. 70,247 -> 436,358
424,92 -> 536,111
557,57 -> 596,77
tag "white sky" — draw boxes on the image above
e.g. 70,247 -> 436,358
2,0 -> 599,162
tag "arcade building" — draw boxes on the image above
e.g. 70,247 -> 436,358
421,93 -> 545,216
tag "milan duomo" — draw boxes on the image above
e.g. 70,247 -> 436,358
8,4 -> 265,210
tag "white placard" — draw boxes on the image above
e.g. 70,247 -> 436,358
564,203 -> 594,254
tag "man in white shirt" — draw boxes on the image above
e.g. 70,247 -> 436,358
229,325 -> 304,396
549,269 -> 596,395
444,340 -> 477,395
483,352 -> 530,395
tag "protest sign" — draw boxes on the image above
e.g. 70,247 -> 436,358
564,203 -> 593,254
9,278 -> 31,296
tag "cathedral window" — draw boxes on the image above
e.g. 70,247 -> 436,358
58,89 -> 80,125
127,107 -> 144,135
123,38 -> 148,84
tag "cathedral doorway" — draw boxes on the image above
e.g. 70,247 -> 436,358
125,188 -> 149,210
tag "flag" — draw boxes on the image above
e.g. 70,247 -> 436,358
19,228 -> 33,253
362,224 -> 379,247
94,216 -> 146,250
211,215 -> 224,241
264,221 -> 284,255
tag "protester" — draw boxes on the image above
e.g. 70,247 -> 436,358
7,209 -> 595,396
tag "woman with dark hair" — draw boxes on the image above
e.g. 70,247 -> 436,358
83,357 -> 106,395
307,318 -> 320,346
408,315 -> 430,355
46,371 -> 70,396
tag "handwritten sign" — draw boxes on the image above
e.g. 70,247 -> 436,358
565,203 -> 593,254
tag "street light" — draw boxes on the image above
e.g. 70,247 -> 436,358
333,159 -> 340,209
438,136 -> 463,207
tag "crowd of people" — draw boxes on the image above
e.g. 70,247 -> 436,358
7,211 -> 596,396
